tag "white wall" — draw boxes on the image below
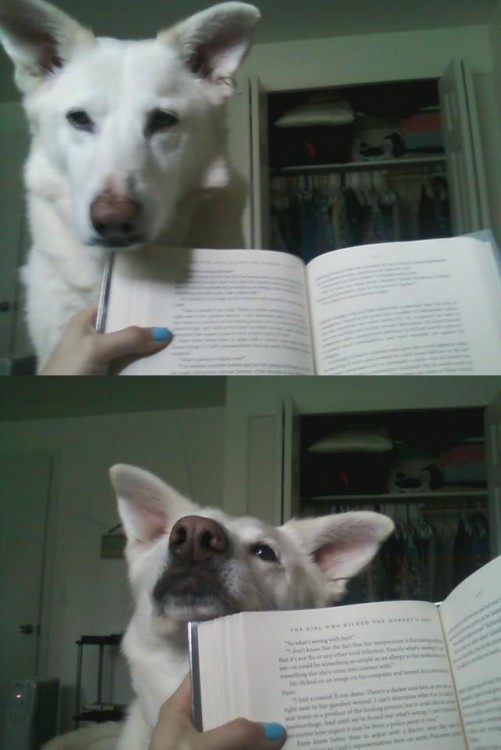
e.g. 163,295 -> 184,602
0,405 -> 225,732
0,103 -> 29,357
243,25 -> 493,89
487,3 -> 501,239
489,3 -> 501,92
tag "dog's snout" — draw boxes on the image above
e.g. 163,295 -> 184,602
169,515 -> 228,563
90,192 -> 140,243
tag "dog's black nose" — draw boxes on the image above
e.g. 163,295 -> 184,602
90,192 -> 141,242
169,515 -> 228,563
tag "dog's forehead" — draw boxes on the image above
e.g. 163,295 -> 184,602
223,514 -> 281,544
45,37 -> 192,104
194,507 -> 272,539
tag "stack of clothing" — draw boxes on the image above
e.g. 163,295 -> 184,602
400,109 -> 444,155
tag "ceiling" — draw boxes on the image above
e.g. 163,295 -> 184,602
0,0 -> 499,101
0,378 -> 227,420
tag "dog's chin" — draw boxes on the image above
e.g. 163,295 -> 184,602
172,602 -> 236,623
86,237 -> 147,251
156,595 -> 239,624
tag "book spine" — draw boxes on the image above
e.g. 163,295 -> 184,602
188,621 -> 203,731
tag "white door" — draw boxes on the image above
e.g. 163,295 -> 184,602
281,396 -> 301,522
0,452 -> 53,744
249,77 -> 270,249
0,104 -> 29,358
439,60 -> 491,234
485,391 -> 501,559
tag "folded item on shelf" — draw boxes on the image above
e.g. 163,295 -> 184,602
275,100 -> 354,127
442,462 -> 486,486
403,129 -> 444,151
400,111 -> 442,133
440,442 -> 485,465
308,427 -> 393,454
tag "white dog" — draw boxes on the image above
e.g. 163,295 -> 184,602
43,465 -> 393,749
0,0 -> 259,368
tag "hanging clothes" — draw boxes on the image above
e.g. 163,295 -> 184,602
336,503 -> 490,605
270,166 -> 450,261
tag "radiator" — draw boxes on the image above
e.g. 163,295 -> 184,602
3,678 -> 59,750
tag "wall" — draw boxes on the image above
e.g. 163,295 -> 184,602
487,3 -> 501,237
243,25 -> 493,90
0,102 -> 29,357
489,3 -> 501,95
0,405 -> 225,732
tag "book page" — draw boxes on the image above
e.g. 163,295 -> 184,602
439,556 -> 501,750
196,602 -> 467,750
105,247 -> 314,374
306,237 -> 501,375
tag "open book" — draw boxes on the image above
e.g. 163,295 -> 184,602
99,233 -> 501,375
189,554 -> 501,750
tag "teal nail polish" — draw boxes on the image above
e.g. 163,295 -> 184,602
150,327 -> 172,341
262,723 -> 285,741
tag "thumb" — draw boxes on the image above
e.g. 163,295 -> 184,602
94,325 -> 172,362
201,718 -> 286,750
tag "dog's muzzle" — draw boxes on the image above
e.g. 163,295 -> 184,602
152,516 -> 233,612
89,192 -> 143,247
169,515 -> 229,562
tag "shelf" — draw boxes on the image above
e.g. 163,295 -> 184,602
271,155 -> 446,175
302,489 -> 488,505
74,634 -> 124,728
76,634 -> 122,646
74,708 -> 125,723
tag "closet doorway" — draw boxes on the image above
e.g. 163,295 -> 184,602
250,60 -> 490,255
295,406 -> 490,605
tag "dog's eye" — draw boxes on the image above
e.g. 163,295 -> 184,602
147,109 -> 179,135
66,110 -> 94,132
251,544 -> 278,563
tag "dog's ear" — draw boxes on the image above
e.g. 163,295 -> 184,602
283,511 -> 394,601
160,2 -> 260,96
110,464 -> 198,544
0,0 -> 94,94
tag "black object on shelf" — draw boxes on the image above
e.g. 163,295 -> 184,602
73,634 -> 125,727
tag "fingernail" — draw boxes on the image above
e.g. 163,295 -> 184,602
150,327 -> 172,342
262,723 -> 285,741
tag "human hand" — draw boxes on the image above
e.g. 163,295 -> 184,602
39,305 -> 172,375
149,678 -> 287,750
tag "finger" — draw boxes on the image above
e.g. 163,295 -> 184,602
94,325 -> 172,362
152,679 -> 198,749
163,677 -> 193,715
82,304 -> 99,328
201,718 -> 286,750
62,304 -> 99,334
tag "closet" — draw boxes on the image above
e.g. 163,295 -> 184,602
298,406 -> 489,605
268,79 -> 449,263
250,61 -> 490,254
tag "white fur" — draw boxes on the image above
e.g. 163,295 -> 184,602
115,465 -> 393,749
0,0 -> 259,368
42,723 -> 120,750
43,464 -> 393,750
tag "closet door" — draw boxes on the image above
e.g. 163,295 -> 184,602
282,397 -> 301,522
485,390 -> 501,558
248,77 -> 270,249
439,60 -> 490,234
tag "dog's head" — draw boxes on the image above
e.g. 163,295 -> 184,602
0,0 -> 259,249
110,464 -> 394,637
